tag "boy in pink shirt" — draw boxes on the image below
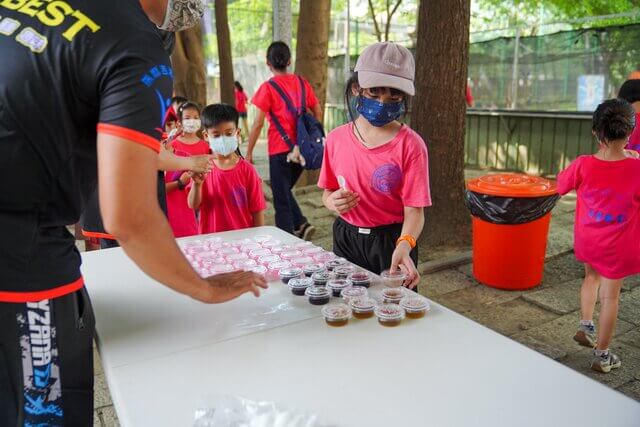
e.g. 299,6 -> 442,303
557,98 -> 639,373
188,104 -> 266,234
318,42 -> 431,288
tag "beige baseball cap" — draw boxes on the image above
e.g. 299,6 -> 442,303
354,42 -> 415,96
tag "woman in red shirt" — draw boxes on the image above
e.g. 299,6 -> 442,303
246,42 -> 322,240
234,81 -> 250,141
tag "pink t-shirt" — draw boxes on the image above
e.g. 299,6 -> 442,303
165,139 -> 210,238
193,158 -> 267,234
557,155 -> 640,279
625,112 -> 640,152
318,123 -> 431,228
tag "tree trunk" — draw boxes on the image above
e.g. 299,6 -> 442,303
413,0 -> 471,247
215,0 -> 235,105
171,24 -> 207,107
273,0 -> 292,47
294,0 -> 331,187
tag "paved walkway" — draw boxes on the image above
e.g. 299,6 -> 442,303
90,147 -> 640,425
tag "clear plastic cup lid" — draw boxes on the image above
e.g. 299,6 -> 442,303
334,265 -> 356,275
322,304 -> 352,321
314,252 -> 337,262
380,270 -> 407,281
258,254 -> 281,264
253,235 -> 273,243
303,246 -> 324,255
325,258 -> 348,269
304,263 -> 325,274
293,256 -> 314,266
250,265 -> 268,275
288,277 -> 314,290
241,243 -> 262,252
326,279 -> 352,291
348,271 -> 373,283
187,246 -> 209,254
268,261 -> 292,270
219,247 -> 240,255
261,240 -> 282,249
279,267 -> 303,278
211,264 -> 235,274
305,285 -> 331,298
250,248 -> 271,257
229,238 -> 252,247
400,296 -> 431,312
294,241 -> 314,249
382,287 -> 406,300
281,250 -> 303,260
375,304 -> 405,320
270,246 -> 287,254
349,297 -> 377,311
341,286 -> 368,300
234,259 -> 258,269
311,271 -> 334,282
204,237 -> 223,244
226,253 -> 249,262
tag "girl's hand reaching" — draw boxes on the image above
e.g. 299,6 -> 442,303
390,241 -> 420,289
191,172 -> 206,185
326,189 -> 360,214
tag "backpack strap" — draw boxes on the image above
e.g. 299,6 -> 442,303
268,79 -> 299,115
298,75 -> 307,112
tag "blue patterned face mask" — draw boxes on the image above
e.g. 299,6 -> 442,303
209,135 -> 238,156
356,96 -> 405,127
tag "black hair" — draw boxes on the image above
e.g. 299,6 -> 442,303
234,81 -> 244,92
267,41 -> 291,71
592,98 -> 636,144
344,71 -> 411,141
618,80 -> 640,104
171,96 -> 188,106
178,101 -> 201,120
201,103 -> 243,158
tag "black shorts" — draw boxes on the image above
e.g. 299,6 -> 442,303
0,288 -> 95,426
333,217 -> 418,275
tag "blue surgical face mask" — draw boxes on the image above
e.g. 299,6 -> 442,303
356,96 -> 405,127
209,135 -> 238,156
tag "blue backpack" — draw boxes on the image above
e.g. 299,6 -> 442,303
267,76 -> 325,170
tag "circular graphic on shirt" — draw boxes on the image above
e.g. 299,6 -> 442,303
232,186 -> 248,208
371,163 -> 402,194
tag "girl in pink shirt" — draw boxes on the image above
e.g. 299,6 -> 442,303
188,104 -> 266,234
165,102 -> 211,237
557,98 -> 639,373
318,42 -> 431,288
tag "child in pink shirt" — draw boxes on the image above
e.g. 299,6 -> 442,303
557,98 -> 639,373
318,42 -> 431,288
165,102 -> 210,237
188,104 -> 266,234
618,79 -> 640,152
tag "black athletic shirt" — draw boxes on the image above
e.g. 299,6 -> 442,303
0,0 -> 173,302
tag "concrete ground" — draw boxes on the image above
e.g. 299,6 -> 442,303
91,143 -> 640,425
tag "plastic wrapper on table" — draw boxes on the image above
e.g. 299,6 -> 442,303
194,395 -> 335,427
464,190 -> 560,224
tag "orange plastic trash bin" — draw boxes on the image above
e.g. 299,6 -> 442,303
465,174 -> 559,290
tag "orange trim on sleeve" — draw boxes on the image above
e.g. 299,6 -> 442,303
97,123 -> 161,153
81,229 -> 116,240
0,277 -> 84,303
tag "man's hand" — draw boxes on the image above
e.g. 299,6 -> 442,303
187,154 -> 214,173
193,271 -> 269,304
325,189 -> 360,214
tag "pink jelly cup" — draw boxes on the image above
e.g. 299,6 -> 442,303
313,251 -> 337,263
225,253 -> 249,263
261,240 -> 283,249
210,264 -> 235,274
249,248 -> 272,260
252,235 -> 273,243
292,256 -> 315,268
281,250 -> 303,261
267,261 -> 293,281
234,259 -> 258,270
302,246 -> 325,256
258,254 -> 281,266
250,265 -> 268,276
241,243 -> 262,253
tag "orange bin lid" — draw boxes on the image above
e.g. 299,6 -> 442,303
466,173 -> 557,197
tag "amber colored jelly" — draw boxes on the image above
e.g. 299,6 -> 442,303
378,318 -> 402,327
405,309 -> 427,319
352,310 -> 374,319
325,318 -> 349,327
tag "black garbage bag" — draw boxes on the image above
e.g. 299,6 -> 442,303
465,190 -> 560,225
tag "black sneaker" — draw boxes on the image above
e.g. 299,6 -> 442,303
295,223 -> 316,241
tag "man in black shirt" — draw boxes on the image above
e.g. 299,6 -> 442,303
0,1 -> 267,425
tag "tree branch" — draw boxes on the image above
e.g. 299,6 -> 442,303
368,0 -> 383,42
385,0 -> 403,41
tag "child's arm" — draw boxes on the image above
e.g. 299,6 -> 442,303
166,171 -> 191,193
187,174 -> 205,209
556,158 -> 582,195
390,206 -> 425,289
252,210 -> 265,227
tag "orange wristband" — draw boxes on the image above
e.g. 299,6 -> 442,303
396,235 -> 416,249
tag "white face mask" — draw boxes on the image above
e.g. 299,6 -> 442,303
209,135 -> 238,156
158,0 -> 205,32
182,119 -> 201,134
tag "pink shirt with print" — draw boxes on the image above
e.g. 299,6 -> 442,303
557,155 -> 640,279
318,123 -> 431,228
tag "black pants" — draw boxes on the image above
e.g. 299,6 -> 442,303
269,152 -> 308,234
0,288 -> 95,426
333,217 -> 418,275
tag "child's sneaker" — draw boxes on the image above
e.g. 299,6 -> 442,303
295,223 -> 316,241
590,351 -> 622,373
573,324 -> 597,348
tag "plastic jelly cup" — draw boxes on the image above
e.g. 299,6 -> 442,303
281,250 -> 303,261
324,258 -> 348,272
400,296 -> 431,319
382,287 -> 406,304
305,286 -> 331,306
241,243 -> 262,253
288,278 -> 314,296
326,279 -> 353,298
279,267 -> 304,284
380,270 -> 408,288
313,251 -> 337,263
253,235 -> 273,243
261,240 -> 283,249
234,259 -> 258,270
270,246 -> 287,255
311,271 -> 334,287
226,253 -> 249,263
258,254 -> 281,266
334,265 -> 357,279
347,271 -> 373,288
210,264 -> 235,274
341,286 -> 368,304
303,246 -> 325,256
375,304 -> 405,327
303,263 -> 325,277
267,261 -> 293,281
294,241 -> 314,250
250,248 -> 272,260
218,247 -> 240,256
250,265 -> 268,276
349,297 -> 377,319
229,238 -> 252,248
321,304 -> 352,327
292,256 -> 315,268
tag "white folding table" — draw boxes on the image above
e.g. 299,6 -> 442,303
82,226 -> 640,426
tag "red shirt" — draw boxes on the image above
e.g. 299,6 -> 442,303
194,159 -> 267,234
235,88 -> 248,114
165,139 -> 210,237
252,74 -> 319,156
